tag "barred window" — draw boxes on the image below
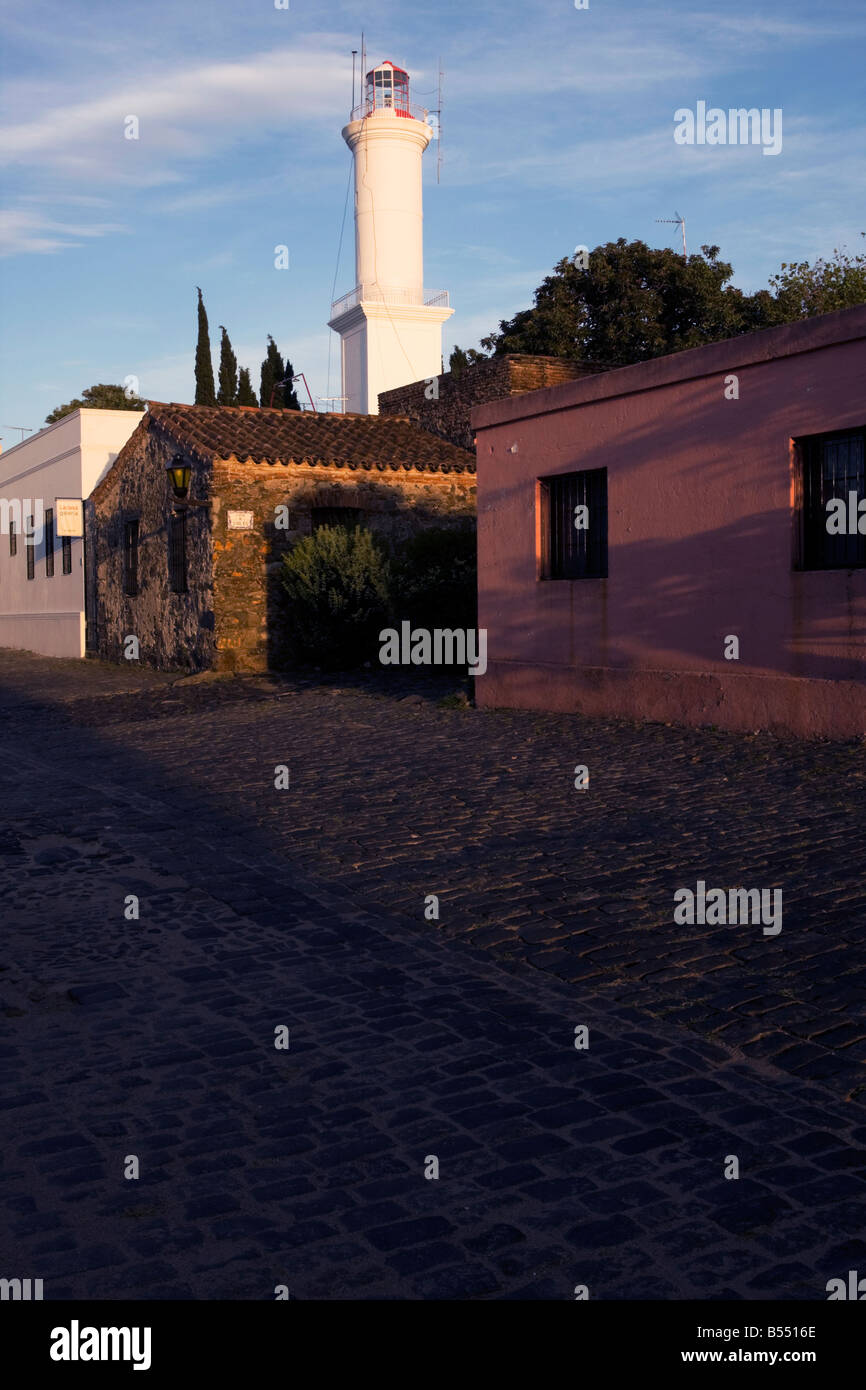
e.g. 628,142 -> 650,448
540,468 -> 608,579
168,511 -> 187,593
45,508 -> 55,578
25,516 -> 35,580
9,520 -> 16,556
62,535 -> 72,574
797,427 -> 866,570
123,519 -> 139,596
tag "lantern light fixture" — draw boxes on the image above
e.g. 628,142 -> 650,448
166,455 -> 191,501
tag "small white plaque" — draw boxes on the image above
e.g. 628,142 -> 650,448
55,498 -> 83,536
227,510 -> 254,531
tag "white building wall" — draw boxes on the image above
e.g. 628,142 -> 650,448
0,409 -> 142,658
362,304 -> 453,415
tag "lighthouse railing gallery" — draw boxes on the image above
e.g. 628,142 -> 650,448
350,98 -> 431,123
330,285 -> 450,318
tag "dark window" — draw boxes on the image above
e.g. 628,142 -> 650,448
168,511 -> 187,593
311,506 -> 363,531
540,468 -> 608,579
62,534 -> 72,574
25,516 -> 35,580
797,427 -> 866,570
44,508 -> 54,578
123,519 -> 139,596
9,520 -> 16,556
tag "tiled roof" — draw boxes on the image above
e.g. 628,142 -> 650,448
145,402 -> 476,474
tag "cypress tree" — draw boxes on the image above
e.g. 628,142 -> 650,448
217,326 -> 239,406
260,335 -> 285,408
281,352 -> 302,411
194,287 -> 216,406
237,367 -> 257,406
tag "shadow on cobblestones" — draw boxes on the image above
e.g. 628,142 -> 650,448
0,650 -> 864,1300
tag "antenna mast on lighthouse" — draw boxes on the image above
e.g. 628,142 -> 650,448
436,58 -> 443,184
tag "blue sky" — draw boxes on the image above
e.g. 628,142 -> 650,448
0,0 -> 863,437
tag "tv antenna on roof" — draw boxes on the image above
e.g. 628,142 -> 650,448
656,211 -> 686,257
1,424 -> 33,441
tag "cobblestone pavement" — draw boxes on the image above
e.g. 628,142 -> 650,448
0,650 -> 864,1300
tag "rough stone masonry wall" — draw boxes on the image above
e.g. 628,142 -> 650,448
378,355 -> 597,451
88,424 -> 215,672
211,459 -> 477,672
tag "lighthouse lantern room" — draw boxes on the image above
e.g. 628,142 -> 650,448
366,60 -> 411,116
328,56 -> 453,415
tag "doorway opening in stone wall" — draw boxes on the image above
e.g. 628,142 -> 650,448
311,506 -> 366,531
83,530 -> 98,655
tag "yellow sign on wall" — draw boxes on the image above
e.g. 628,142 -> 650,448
55,498 -> 83,536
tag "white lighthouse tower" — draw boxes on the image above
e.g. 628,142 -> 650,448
327,59 -> 453,415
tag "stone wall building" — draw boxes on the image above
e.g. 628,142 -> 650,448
378,354 -> 606,451
86,402 -> 476,673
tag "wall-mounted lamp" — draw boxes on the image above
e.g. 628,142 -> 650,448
166,455 -> 191,501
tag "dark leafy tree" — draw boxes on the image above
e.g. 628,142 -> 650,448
260,335 -> 301,409
260,335 -> 284,408
768,235 -> 866,320
279,525 -> 392,666
479,239 -> 779,366
194,287 -> 216,405
449,345 -> 488,378
45,383 -> 144,424
217,326 -> 238,406
237,366 -> 258,406
281,352 -> 301,411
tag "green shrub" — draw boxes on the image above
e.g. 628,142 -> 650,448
279,525 -> 392,667
393,523 -> 477,631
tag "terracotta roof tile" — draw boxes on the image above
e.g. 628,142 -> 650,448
145,402 -> 476,474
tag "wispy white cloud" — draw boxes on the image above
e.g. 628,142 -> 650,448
0,208 -> 127,256
0,42 -> 352,180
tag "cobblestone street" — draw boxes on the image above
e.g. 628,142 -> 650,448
1,651 -> 864,1299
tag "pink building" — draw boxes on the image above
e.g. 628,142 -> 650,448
473,305 -> 866,737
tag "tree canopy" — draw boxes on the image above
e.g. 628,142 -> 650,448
194,287 -> 216,406
453,237 -> 865,369
768,234 -> 866,320
260,335 -> 301,410
45,383 -> 144,425
217,325 -> 239,406
237,366 -> 258,406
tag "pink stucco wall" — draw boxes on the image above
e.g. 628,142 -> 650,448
472,306 -> 866,737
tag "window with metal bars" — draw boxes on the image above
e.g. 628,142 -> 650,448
540,468 -> 608,579
123,519 -> 139,596
62,535 -> 72,575
45,508 -> 54,578
797,427 -> 866,570
9,520 -> 16,556
25,517 -> 35,580
168,511 -> 188,593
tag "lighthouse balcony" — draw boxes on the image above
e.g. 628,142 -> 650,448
331,285 -> 450,318
350,98 -> 431,124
